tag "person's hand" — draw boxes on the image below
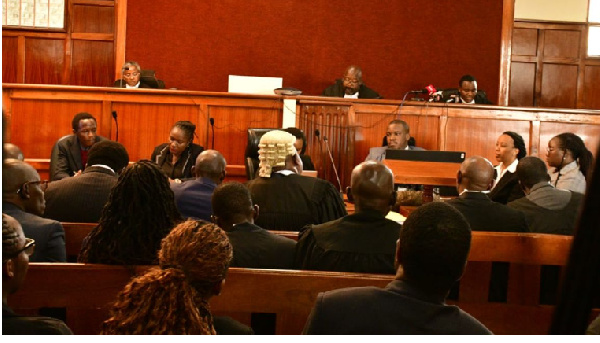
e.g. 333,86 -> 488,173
73,170 -> 82,177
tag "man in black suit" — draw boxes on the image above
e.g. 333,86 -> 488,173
444,74 -> 493,104
112,61 -> 153,88
49,112 -> 107,180
44,141 -> 129,223
295,161 -> 401,274
2,159 -> 66,262
322,65 -> 381,99
2,214 -> 72,334
303,202 -> 491,334
212,182 -> 296,269
446,156 -> 528,232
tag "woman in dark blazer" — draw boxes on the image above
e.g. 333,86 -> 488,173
151,121 -> 204,181
489,131 -> 527,204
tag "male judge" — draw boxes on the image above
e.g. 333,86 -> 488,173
246,130 -> 346,231
365,119 -> 424,162
322,65 -> 381,99
49,112 -> 107,180
303,202 -> 491,334
113,61 -> 153,88
295,161 -> 401,274
445,74 -> 493,104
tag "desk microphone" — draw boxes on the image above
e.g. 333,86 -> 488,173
323,136 -> 343,194
111,110 -> 119,142
209,118 -> 215,149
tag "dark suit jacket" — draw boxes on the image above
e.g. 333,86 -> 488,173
3,303 -> 72,335
246,173 -> 347,231
303,279 -> 492,334
170,177 -> 216,221
322,79 -> 381,99
50,135 -> 108,181
2,203 -> 66,262
488,170 -> 525,205
43,166 -> 118,223
112,80 -> 154,88
226,222 -> 296,269
151,143 -> 204,180
295,210 -> 401,274
446,192 -> 528,232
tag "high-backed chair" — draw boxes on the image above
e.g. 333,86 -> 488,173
245,128 -> 276,180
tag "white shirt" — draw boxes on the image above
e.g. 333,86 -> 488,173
125,81 -> 140,89
344,92 -> 359,99
492,159 -> 518,190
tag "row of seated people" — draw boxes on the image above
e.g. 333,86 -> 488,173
114,61 -> 492,106
4,131 -> 600,334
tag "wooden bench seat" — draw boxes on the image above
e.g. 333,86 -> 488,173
10,232 -> 599,335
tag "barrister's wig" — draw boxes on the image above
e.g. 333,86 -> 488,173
257,130 -> 297,178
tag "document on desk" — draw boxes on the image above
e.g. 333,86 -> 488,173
228,75 -> 282,95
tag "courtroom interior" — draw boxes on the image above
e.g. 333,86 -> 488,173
2,0 -> 600,336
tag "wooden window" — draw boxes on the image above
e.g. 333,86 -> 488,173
2,0 -> 65,29
590,0 -> 600,56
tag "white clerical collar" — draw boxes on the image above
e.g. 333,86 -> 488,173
460,97 -> 475,104
90,164 -> 115,173
344,92 -> 359,99
459,189 -> 490,196
125,81 -> 140,88
275,170 -> 294,176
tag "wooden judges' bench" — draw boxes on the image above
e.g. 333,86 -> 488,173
4,84 -> 600,189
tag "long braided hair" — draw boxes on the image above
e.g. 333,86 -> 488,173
3,213 -> 20,263
553,132 -> 594,179
101,220 -> 233,335
78,160 -> 182,265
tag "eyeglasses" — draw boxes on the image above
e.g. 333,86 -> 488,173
123,72 -> 140,78
14,238 -> 36,258
17,180 -> 49,195
343,77 -> 359,85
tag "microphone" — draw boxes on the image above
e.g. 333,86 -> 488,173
111,110 -> 119,142
314,129 -> 320,141
209,118 -> 215,149
323,136 -> 343,194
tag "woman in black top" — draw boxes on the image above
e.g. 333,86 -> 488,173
151,121 -> 204,180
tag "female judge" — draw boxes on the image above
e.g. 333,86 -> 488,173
151,121 -> 204,181
489,131 -> 527,204
546,132 -> 593,194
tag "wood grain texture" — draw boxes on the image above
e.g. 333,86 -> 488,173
24,38 -> 65,85
584,65 -> 600,110
72,3 -> 115,34
2,37 -> 19,83
512,28 -> 538,56
70,40 -> 114,86
509,62 -> 536,106
540,64 -> 578,108
543,30 -> 581,59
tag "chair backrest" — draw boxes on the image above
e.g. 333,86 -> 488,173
244,128 -> 277,180
140,70 -> 165,89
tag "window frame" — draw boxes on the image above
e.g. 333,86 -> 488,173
588,0 -> 600,58
2,0 -> 67,32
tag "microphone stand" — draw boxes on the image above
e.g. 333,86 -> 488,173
111,111 -> 119,142
323,136 -> 343,194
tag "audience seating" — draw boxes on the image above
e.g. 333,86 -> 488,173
10,231 -> 597,335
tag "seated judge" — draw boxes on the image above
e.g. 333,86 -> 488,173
322,65 -> 381,99
365,119 -> 424,162
445,74 -> 493,104
113,61 -> 153,88
151,121 -> 204,181
284,127 -> 315,170
546,132 -> 593,194
508,157 -> 584,235
50,112 -> 108,180
488,131 -> 527,204
302,202 -> 491,335
246,130 -> 346,231
295,161 -> 401,274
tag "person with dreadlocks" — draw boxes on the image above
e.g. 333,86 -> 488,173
546,132 -> 594,194
3,214 -> 72,334
151,121 -> 204,182
101,220 -> 252,335
78,160 -> 182,265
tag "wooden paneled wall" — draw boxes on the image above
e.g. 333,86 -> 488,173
4,84 -> 600,191
510,21 -> 600,110
1,0 -> 121,87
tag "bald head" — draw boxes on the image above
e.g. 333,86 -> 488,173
3,159 -> 45,216
3,159 -> 39,195
350,162 -> 394,214
457,156 -> 494,193
194,150 -> 227,184
3,143 -> 23,161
